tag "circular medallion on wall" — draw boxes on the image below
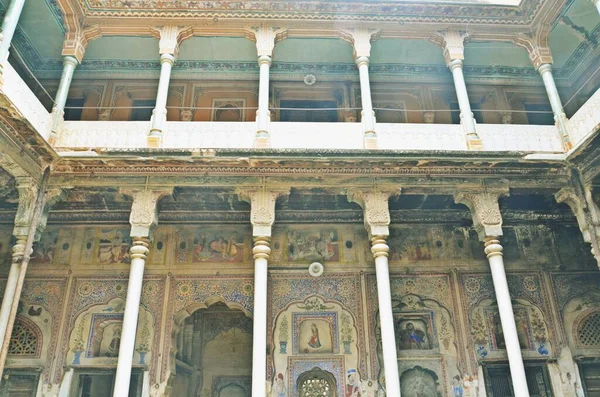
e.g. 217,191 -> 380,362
309,262 -> 324,277
303,74 -> 317,86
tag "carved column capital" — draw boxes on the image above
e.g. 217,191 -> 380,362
245,24 -> 288,57
121,188 -> 173,238
61,25 -> 102,63
237,188 -> 290,237
12,177 -> 40,237
454,188 -> 509,241
430,30 -> 468,66
36,188 -> 70,240
150,25 -> 194,57
339,28 -> 380,59
348,189 -> 399,237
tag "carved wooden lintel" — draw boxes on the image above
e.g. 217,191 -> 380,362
454,188 -> 509,241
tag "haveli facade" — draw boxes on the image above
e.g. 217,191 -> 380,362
0,0 -> 599,396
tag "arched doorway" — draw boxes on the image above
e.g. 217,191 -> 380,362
296,367 -> 337,397
171,302 -> 252,397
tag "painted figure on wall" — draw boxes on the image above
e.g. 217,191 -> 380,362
187,230 -> 244,263
463,375 -> 479,397
452,376 -> 463,397
287,229 -> 339,262
107,326 -> 121,357
98,230 -> 129,264
492,310 -> 530,350
398,322 -> 429,350
346,369 -> 362,397
271,373 -> 286,397
308,323 -> 322,349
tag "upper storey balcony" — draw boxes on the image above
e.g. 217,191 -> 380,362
1,0 -> 599,155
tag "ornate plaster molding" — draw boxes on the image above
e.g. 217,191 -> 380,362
121,188 -> 173,238
150,25 -> 194,57
12,176 -> 40,237
244,24 -> 288,57
237,188 -> 290,237
454,188 -> 509,241
339,28 -> 380,59
347,189 -> 399,237
513,26 -> 553,70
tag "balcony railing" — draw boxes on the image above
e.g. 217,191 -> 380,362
55,120 -> 564,153
568,88 -> 600,148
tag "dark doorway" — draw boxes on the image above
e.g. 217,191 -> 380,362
279,100 -> 338,122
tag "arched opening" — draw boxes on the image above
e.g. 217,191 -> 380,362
296,367 -> 337,397
171,302 -> 252,396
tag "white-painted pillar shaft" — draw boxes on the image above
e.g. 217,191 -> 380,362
257,56 -> 271,133
0,0 -> 26,62
150,53 -> 175,132
356,56 -> 375,133
113,240 -> 149,397
538,63 -> 571,149
0,261 -> 21,344
485,237 -> 530,397
372,238 -> 401,397
449,59 -> 477,135
251,238 -> 270,397
51,56 -> 78,131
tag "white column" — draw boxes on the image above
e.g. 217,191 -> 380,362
0,238 -> 24,344
455,191 -> 530,397
0,0 -> 26,63
356,56 -> 376,138
256,55 -> 272,147
371,236 -> 401,396
148,53 -> 175,147
593,0 -> 600,15
113,239 -> 149,397
449,59 -> 479,144
252,237 -> 270,397
50,56 -> 78,134
485,237 -> 529,397
538,64 -> 571,150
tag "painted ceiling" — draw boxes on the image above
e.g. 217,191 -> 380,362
3,0 -> 600,86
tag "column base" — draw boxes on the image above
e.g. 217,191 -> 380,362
147,131 -> 162,148
363,132 -> 378,149
466,138 -> 484,151
254,131 -> 270,149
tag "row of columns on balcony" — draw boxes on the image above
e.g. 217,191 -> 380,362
2,1 -> 599,149
0,170 -> 600,394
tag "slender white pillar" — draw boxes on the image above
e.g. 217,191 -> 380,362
0,0 -> 26,63
0,237 -> 24,344
593,0 -> 600,15
57,368 -> 74,397
51,56 -> 78,134
251,238 -> 270,397
148,53 -> 175,146
485,237 -> 530,397
356,56 -> 376,136
538,63 -> 571,150
113,239 -> 149,397
256,55 -> 272,148
371,236 -> 401,397
449,59 -> 478,144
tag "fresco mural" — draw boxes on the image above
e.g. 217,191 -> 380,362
175,226 -> 250,264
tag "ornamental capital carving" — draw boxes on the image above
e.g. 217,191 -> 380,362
556,187 -> 600,244
339,28 -> 380,59
61,25 -> 102,63
245,24 -> 288,57
150,25 -> 194,57
121,188 -> 173,238
430,30 -> 468,66
237,188 -> 290,237
454,188 -> 509,241
513,28 -> 553,70
348,189 -> 399,237
37,188 -> 70,240
13,177 -> 40,238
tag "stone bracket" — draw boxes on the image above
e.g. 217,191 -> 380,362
513,27 -> 553,70
347,189 -> 399,237
150,25 -> 194,57
430,30 -> 468,66
237,188 -> 290,237
454,188 -> 509,241
121,188 -> 173,238
62,25 -> 102,63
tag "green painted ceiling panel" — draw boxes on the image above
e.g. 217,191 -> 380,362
550,24 -> 584,69
565,0 -> 600,33
178,37 -> 256,62
464,42 -> 531,68
371,39 -> 446,65
274,38 -> 354,63
16,0 -> 63,60
85,37 -> 160,61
